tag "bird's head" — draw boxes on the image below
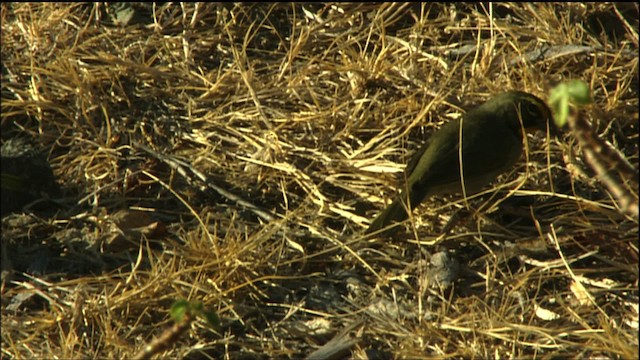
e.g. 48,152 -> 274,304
497,91 -> 556,137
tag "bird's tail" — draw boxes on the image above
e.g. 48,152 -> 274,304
364,197 -> 410,235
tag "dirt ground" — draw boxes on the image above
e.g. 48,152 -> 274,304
2,3 -> 638,359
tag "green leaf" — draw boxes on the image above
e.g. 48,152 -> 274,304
566,80 -> 592,105
548,80 -> 592,127
170,299 -> 190,322
201,310 -> 221,329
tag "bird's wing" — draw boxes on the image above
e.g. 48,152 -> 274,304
408,114 -> 522,195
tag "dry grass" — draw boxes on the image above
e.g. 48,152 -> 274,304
1,3 -> 638,359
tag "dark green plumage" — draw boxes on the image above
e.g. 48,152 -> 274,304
365,91 -> 553,235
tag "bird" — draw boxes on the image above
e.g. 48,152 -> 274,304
365,91 -> 554,235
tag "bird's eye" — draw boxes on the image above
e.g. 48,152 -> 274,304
524,102 -> 541,117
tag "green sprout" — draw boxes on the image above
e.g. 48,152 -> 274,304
170,299 -> 220,329
549,80 -> 593,127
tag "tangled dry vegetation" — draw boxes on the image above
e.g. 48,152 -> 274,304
1,3 -> 638,359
